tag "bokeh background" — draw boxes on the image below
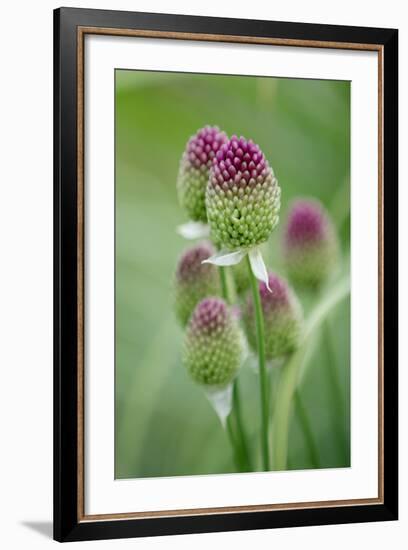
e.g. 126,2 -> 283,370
115,70 -> 350,479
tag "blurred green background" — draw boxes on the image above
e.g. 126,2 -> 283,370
115,69 -> 350,479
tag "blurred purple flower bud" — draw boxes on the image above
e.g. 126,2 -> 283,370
243,272 -> 303,361
174,242 -> 221,326
177,126 -> 228,222
283,199 -> 339,288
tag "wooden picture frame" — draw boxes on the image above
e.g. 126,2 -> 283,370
54,7 -> 398,542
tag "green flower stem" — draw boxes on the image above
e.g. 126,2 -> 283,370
246,255 -> 270,471
233,380 -> 251,470
226,414 -> 243,472
272,275 -> 350,470
219,265 -> 251,471
294,389 -> 320,468
323,320 -> 347,461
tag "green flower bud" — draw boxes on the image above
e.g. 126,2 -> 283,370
243,273 -> 303,361
177,126 -> 228,222
206,135 -> 281,250
183,298 -> 244,387
174,243 -> 221,326
283,199 -> 339,289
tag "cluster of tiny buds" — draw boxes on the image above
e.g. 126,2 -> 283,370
283,198 -> 338,289
186,126 -> 228,170
206,135 -> 280,250
189,297 -> 228,336
259,273 -> 291,309
174,243 -> 220,327
211,135 -> 270,188
176,242 -> 215,284
284,199 -> 328,247
183,297 -> 244,387
243,272 -> 303,361
177,126 -> 228,222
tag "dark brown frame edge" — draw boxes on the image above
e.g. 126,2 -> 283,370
54,6 -> 398,542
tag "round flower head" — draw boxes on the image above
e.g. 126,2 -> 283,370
183,298 -> 244,387
174,243 -> 221,326
177,126 -> 228,223
206,135 -> 281,250
243,273 -> 303,361
283,199 -> 339,288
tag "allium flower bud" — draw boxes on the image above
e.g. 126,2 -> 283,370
283,199 -> 339,288
177,126 -> 228,223
174,243 -> 221,326
243,273 -> 303,361
183,298 -> 244,387
206,135 -> 281,250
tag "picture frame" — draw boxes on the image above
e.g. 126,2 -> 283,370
54,7 -> 398,542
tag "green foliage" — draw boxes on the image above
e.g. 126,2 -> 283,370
115,69 -> 350,478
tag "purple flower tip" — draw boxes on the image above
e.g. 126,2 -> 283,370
176,242 -> 214,283
206,135 -> 280,249
243,271 -> 303,360
190,297 -> 228,335
210,134 -> 269,189
259,273 -> 290,309
282,198 -> 338,288
284,199 -> 328,247
174,243 -> 220,326
186,126 -> 228,170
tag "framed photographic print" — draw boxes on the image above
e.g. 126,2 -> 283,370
53,7 -> 398,542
